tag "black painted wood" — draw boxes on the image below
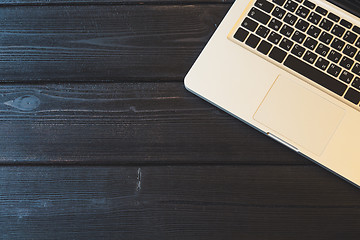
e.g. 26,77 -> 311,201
1,166 -> 360,239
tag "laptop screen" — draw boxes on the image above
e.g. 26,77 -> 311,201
327,0 -> 360,18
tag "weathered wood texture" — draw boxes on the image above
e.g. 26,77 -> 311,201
0,4 -> 230,82
1,166 -> 360,239
0,83 -> 307,165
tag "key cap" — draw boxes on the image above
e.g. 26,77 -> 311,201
340,56 -> 354,70
343,44 -> 357,58
245,33 -> 261,48
234,28 -> 249,42
268,18 -> 283,31
319,18 -> 334,31
292,30 -> 305,43
249,7 -> 271,25
284,12 -> 298,25
327,63 -> 341,77
343,31 -> 357,44
303,50 -> 318,64
284,0 -> 298,12
307,12 -> 321,25
345,88 -> 360,105
355,38 -> 360,48
340,19 -> 352,29
291,44 -> 306,57
257,40 -> 273,55
268,31 -> 282,44
319,32 -> 333,45
339,70 -> 354,84
315,6 -> 327,16
256,25 -> 271,38
315,57 -> 329,70
356,52 -> 360,62
280,24 -> 294,37
303,0 -> 315,9
307,25 -> 321,38
351,63 -> 360,76
315,43 -> 330,57
273,0 -> 286,6
272,7 -> 286,20
327,50 -> 342,63
269,46 -> 287,62
331,25 -> 345,37
255,0 -> 275,13
330,38 -> 345,51
242,17 -> 259,32
279,38 -> 294,51
352,77 -> 360,90
328,13 -> 340,22
296,6 -> 310,18
295,19 -> 309,32
304,37 -> 318,50
353,26 -> 360,34
284,55 -> 347,96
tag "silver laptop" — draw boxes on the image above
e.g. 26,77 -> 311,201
185,0 -> 360,187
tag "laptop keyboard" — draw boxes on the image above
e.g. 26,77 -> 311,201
232,0 -> 360,106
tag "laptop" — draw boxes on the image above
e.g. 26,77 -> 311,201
185,0 -> 360,187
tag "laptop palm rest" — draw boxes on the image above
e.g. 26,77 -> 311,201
253,75 -> 345,156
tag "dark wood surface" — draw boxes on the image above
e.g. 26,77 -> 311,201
1,0 -> 360,239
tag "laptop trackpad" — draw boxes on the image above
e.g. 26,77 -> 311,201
253,75 -> 345,156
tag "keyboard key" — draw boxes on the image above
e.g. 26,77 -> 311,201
234,28 -> 249,42
345,88 -> 360,105
340,19 -> 352,29
304,37 -> 318,50
245,33 -> 261,48
249,7 -> 271,25
340,56 -> 354,70
339,70 -> 354,84
292,30 -> 306,43
352,77 -> 360,90
328,13 -> 340,22
291,44 -> 306,57
280,24 -> 294,37
343,44 -> 357,58
330,38 -> 345,51
327,64 -> 342,77
307,25 -> 321,38
242,17 -> 259,32
272,7 -> 286,20
307,12 -> 321,25
343,31 -> 357,44
255,0 -> 275,13
273,0 -> 286,6
319,32 -> 333,45
328,50 -> 342,63
284,12 -> 298,25
256,25 -> 271,38
296,6 -> 310,18
257,40 -> 273,55
295,19 -> 310,32
279,38 -> 294,51
315,57 -> 329,70
356,52 -> 360,62
303,50 -> 318,64
355,38 -> 360,48
331,25 -> 345,37
353,25 -> 360,34
319,18 -> 334,31
284,0 -> 298,12
284,54 -> 347,96
268,18 -> 283,31
352,63 -> 360,76
315,6 -> 327,16
269,46 -> 287,62
315,43 -> 330,57
303,0 -> 315,9
268,31 -> 282,44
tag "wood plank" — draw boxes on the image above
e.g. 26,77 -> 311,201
0,4 -> 230,82
0,82 -> 308,165
1,166 -> 359,239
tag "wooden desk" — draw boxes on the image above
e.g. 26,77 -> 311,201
1,0 -> 360,238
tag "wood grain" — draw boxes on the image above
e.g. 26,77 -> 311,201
0,82 -> 308,165
0,4 -> 230,82
1,166 -> 359,239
